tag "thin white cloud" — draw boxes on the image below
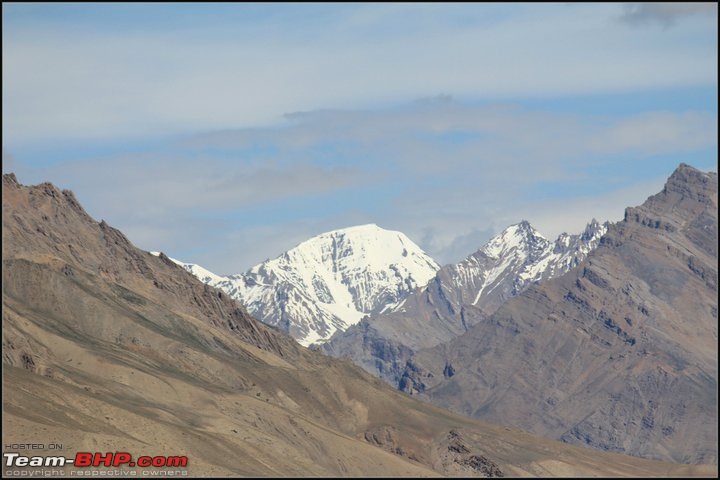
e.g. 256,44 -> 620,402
34,153 -> 364,221
619,3 -> 718,28
593,111 -> 718,154
190,104 -> 718,164
3,3 -> 717,145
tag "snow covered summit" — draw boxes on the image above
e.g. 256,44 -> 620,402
160,224 -> 440,346
440,219 -> 609,313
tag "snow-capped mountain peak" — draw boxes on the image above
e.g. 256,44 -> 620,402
242,224 -> 438,296
321,218 -> 611,384
234,224 -> 440,346
159,225 -> 440,347
408,219 -> 609,313
156,219 -> 607,349
480,220 -> 552,261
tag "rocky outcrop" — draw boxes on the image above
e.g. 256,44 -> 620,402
437,430 -> 504,477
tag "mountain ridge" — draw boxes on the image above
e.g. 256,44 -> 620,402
398,163 -> 718,464
322,217 -> 608,383
6,171 -> 714,476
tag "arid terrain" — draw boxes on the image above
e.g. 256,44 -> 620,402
2,172 -> 716,477
400,164 -> 718,465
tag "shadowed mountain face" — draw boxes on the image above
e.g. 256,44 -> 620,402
400,164 -> 718,465
3,172 -> 715,477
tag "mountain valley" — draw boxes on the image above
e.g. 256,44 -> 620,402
6,173 -> 712,476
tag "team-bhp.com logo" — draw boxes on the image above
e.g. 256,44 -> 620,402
4,452 -> 188,468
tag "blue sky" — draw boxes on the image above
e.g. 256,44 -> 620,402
3,3 -> 717,274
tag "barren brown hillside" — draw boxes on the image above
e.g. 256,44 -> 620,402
2,173 -> 715,477
401,164 -> 718,465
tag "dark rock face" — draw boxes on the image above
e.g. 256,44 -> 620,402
363,425 -> 419,461
439,430 -> 504,477
402,164 -> 718,464
322,317 -> 437,383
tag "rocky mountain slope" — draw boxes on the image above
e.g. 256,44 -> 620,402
322,220 -> 607,383
398,164 -> 718,465
7,173 -> 707,476
164,224 -> 440,346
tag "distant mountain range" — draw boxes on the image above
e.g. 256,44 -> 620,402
6,172 -> 704,476
163,219 -> 608,353
149,163 -> 716,466
322,219 -> 608,383
155,224 -> 440,346
162,209 -> 611,394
